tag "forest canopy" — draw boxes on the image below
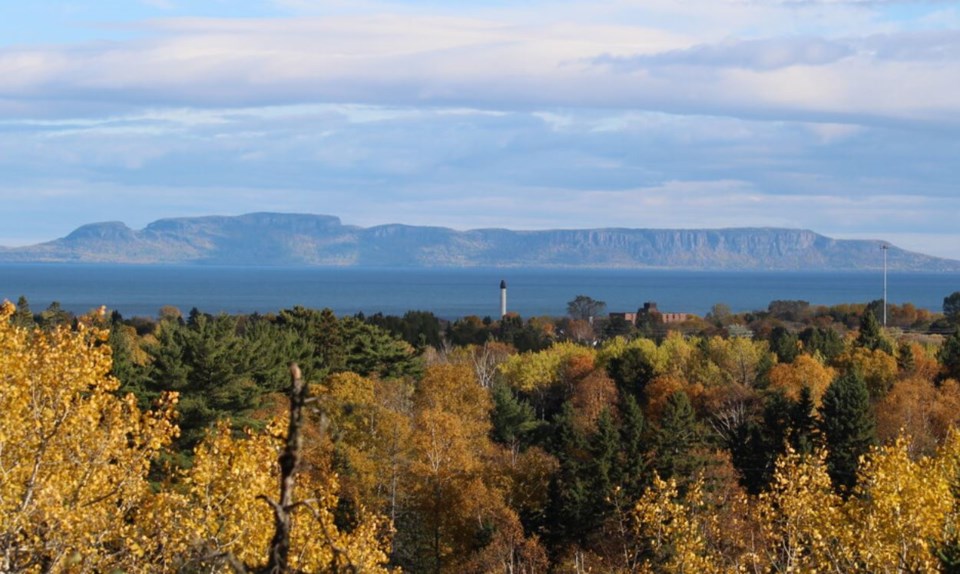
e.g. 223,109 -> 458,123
3,293 -> 960,572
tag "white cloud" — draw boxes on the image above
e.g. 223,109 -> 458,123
0,1 -> 958,260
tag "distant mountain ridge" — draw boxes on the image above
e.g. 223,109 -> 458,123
1,212 -> 957,271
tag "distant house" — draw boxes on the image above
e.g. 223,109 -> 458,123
639,302 -> 688,324
610,303 -> 690,326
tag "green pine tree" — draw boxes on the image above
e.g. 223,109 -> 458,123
12,295 -> 34,329
938,327 -> 960,383
490,381 -> 542,449
653,391 -> 703,484
546,401 -> 591,547
819,371 -> 875,494
618,393 -> 649,497
856,308 -> 894,354
607,347 -> 656,404
586,409 -> 619,518
789,385 -> 819,455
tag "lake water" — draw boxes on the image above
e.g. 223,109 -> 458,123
0,264 -> 957,320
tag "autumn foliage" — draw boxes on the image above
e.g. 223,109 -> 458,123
5,295 -> 960,572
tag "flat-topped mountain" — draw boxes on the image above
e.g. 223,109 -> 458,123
1,212 -> 957,271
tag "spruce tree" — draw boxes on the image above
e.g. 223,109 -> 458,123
938,327 -> 960,383
607,347 -> 655,404
490,382 -> 541,449
789,385 -> 819,455
653,391 -> 702,483
12,295 -> 34,329
819,371 -> 875,494
618,393 -> 649,498
546,401 -> 590,547
587,409 -> 619,518
856,309 -> 893,354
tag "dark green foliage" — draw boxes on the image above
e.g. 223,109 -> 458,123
275,306 -> 346,376
945,291 -> 960,325
726,388 -> 820,494
939,328 -> 960,383
446,315 -> 491,346
366,310 -> 442,350
274,306 -> 421,379
767,300 -> 810,322
789,386 -> 819,455
566,295 -> 606,322
340,316 -> 423,379
769,326 -> 799,363
727,419 -> 769,495
145,312 -> 312,453
607,347 -> 655,404
654,391 -> 703,483
635,310 -> 662,340
38,301 -> 72,330
497,314 -> 549,353
617,393 -> 648,498
898,342 -> 916,374
819,371 -> 875,494
585,409 -> 619,523
490,382 -> 542,448
602,315 -> 635,339
546,402 -> 591,546
12,296 -> 34,329
107,319 -> 151,406
798,326 -> 845,362
856,309 -> 894,354
936,530 -> 960,574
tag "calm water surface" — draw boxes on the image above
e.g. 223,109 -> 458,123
0,264 -> 957,320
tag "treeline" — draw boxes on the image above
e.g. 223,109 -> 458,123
2,292 -> 960,572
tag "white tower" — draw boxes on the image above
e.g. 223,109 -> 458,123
500,280 -> 507,318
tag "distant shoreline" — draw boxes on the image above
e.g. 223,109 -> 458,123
2,265 -> 956,320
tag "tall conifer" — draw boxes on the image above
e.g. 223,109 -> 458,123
819,371 -> 875,494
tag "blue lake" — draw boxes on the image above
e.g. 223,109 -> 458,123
0,264 -> 957,320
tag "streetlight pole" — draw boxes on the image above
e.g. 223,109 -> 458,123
882,243 -> 888,327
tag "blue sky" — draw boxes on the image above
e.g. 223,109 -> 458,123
2,0 -> 959,260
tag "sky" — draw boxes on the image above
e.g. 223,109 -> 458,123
1,1 -> 959,260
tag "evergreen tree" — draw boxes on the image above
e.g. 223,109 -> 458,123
490,381 -> 541,449
546,402 -> 591,547
799,326 -> 845,362
653,391 -> 702,483
789,385 -> 819,455
945,291 -> 960,326
618,393 -> 649,497
607,347 -> 655,404
586,409 -> 619,518
107,318 -> 151,406
38,301 -> 71,330
769,326 -> 800,363
856,309 -> 894,354
819,371 -> 875,494
898,341 -> 916,375
939,327 -> 960,383
340,317 -> 423,379
727,419 -> 769,495
12,295 -> 34,329
275,306 -> 346,375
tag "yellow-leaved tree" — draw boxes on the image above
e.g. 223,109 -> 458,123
0,301 -> 178,572
136,419 -> 394,573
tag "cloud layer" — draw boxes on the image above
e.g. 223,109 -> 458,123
1,0 -> 958,260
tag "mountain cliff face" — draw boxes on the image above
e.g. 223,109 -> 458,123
1,212 -> 957,271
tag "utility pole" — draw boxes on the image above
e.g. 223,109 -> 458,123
882,243 -> 888,327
